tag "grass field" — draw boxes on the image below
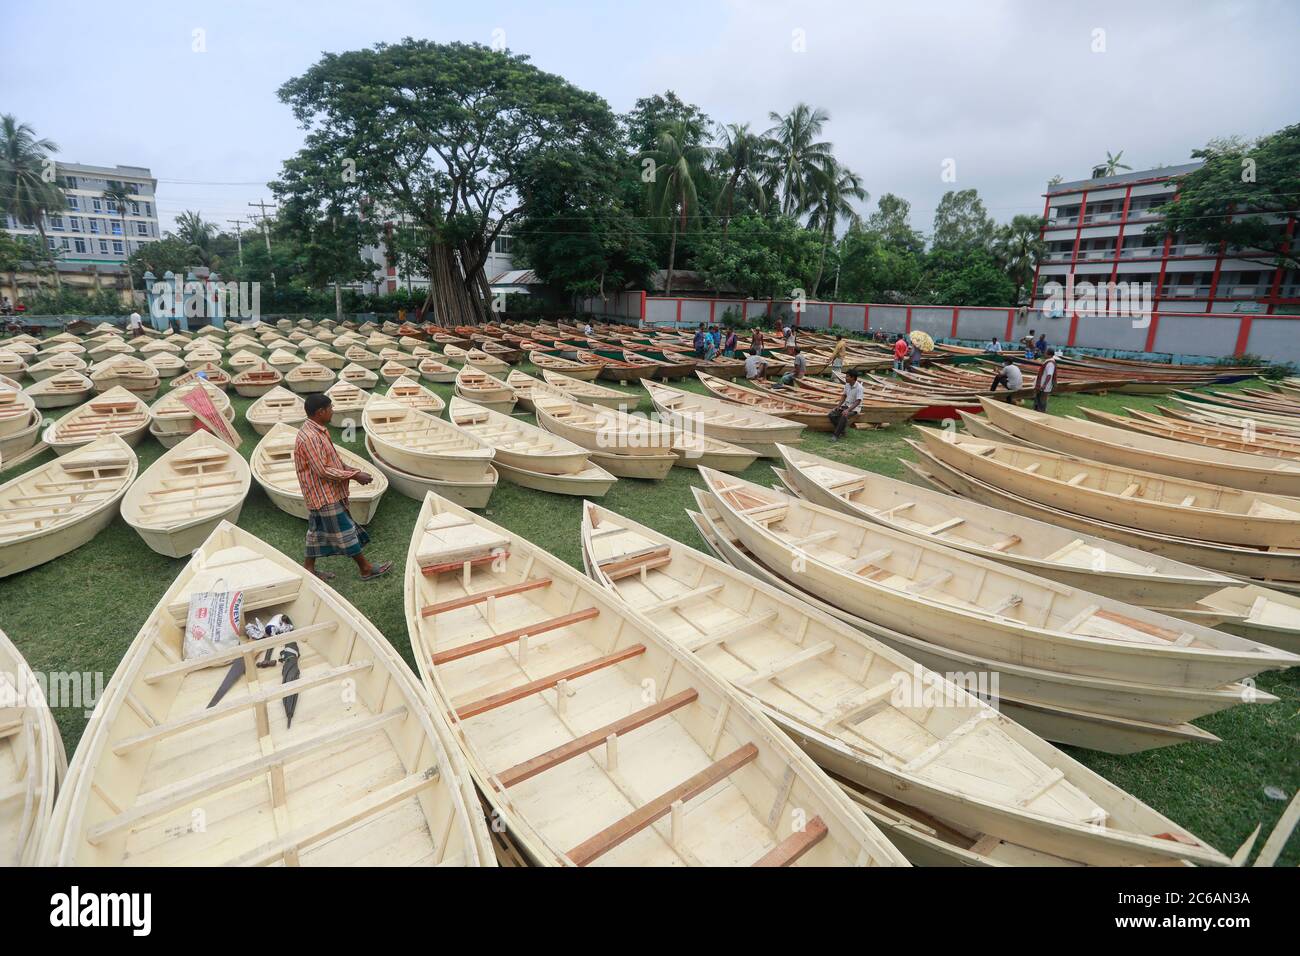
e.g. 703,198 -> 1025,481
4,352 -> 1297,865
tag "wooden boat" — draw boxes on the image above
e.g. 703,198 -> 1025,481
0,350 -> 27,377
579,349 -> 657,384
418,356 -> 458,384
323,381 -> 369,423
1086,407 -> 1300,462
42,387 -> 150,455
379,348 -> 417,370
42,521 -> 494,866
0,409 -> 44,468
532,389 -> 674,455
528,350 -> 601,380
776,444 -> 1236,608
1190,585 -> 1300,654
904,441 -> 1300,591
0,626 -> 67,865
447,395 -> 593,476
343,346 -> 381,371
87,339 -> 135,362
224,335 -> 264,355
228,349 -> 266,373
981,399 -> 1300,498
268,348 -> 303,375
698,468 -> 1298,688
339,362 -> 379,389
251,422 -> 387,523
306,347 -> 345,371
385,376 -> 446,417
453,367 -> 516,415
365,435 -> 497,509
149,381 -> 234,445
25,371 -> 94,409
539,369 -> 633,410
687,487 -> 1265,746
39,341 -> 85,356
88,356 -> 161,401
231,364 -> 284,398
365,332 -> 396,351
363,396 -> 495,482
584,448 -> 678,480
1165,398 -> 1300,438
183,346 -> 225,369
379,360 -> 413,384
582,504 -> 1231,859
246,386 -> 307,436
916,429 -> 1300,550
26,353 -> 88,382
0,384 -> 37,439
695,372 -> 835,431
170,363 -> 231,391
669,429 -> 759,472
643,379 -> 804,457
0,435 -> 138,577
121,430 -> 252,557
495,457 -> 618,497
285,361 -> 335,394
145,352 -> 187,378
403,493 -> 907,867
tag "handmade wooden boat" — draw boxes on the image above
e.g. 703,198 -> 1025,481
916,429 -> 1300,550
1165,398 -> 1300,438
1189,585 -> 1300,654
669,429 -> 759,472
578,349 -> 657,384
42,521 -> 494,866
306,347 -> 345,371
0,384 -> 37,439
417,356 -> 458,384
145,352 -> 187,378
687,489 -> 1266,740
363,396 -> 495,482
581,503 -> 1231,860
170,363 -> 231,392
379,348 -> 417,370
224,335 -> 264,356
245,386 -> 307,436
981,399 -> 1300,498
0,626 -> 67,865
365,435 -> 497,509
0,435 -> 138,577
539,369 -> 633,410
25,352 -> 88,382
453,367 -> 516,415
0,349 -> 26,378
42,387 -> 150,455
776,444 -> 1235,608
251,422 -> 387,523
323,380 -> 369,424
227,349 -> 266,373
532,389 -> 675,456
149,381 -> 234,445
385,376 -> 446,417
698,468 -> 1298,687
285,361 -> 334,394
121,430 -> 252,557
25,371 -> 94,409
267,348 -> 303,375
1086,407 -> 1300,462
694,372 -> 838,432
379,360 -> 413,384
528,350 -> 601,380
403,493 -> 907,867
447,395 -> 594,476
0,409 -> 44,468
338,346 -> 376,371
365,332 -> 396,351
643,379 -> 804,457
231,363 -> 284,398
495,457 -> 618,497
339,362 -> 379,389
87,339 -> 135,362
38,340 -> 85,356
88,356 -> 161,401
183,346 -> 225,369
585,448 -> 678,480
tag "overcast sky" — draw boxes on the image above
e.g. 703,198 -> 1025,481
5,0 -> 1296,236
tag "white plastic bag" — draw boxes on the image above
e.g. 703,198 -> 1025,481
183,579 -> 244,661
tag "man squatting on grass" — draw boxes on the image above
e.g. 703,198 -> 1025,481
293,393 -> 392,582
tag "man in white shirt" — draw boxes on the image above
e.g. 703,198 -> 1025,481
582,322 -> 593,337
990,355 -> 1023,402
127,311 -> 143,336
829,370 -> 864,441
1034,348 -> 1057,412
743,351 -> 766,380
986,337 -> 1002,353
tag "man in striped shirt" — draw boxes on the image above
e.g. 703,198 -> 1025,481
293,393 -> 391,581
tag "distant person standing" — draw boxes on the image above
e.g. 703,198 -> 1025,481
693,324 -> 707,358
829,370 -> 864,441
1034,348 -> 1057,413
723,326 -> 738,357
1035,332 -> 1047,355
750,326 -> 764,358
127,311 -> 144,337
829,334 -> 848,374
990,356 -> 1024,402
892,334 -> 909,372
783,322 -> 796,353
908,340 -> 921,371
1021,329 -> 1036,359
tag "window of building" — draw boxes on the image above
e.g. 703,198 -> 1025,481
47,238 -> 57,250
92,198 -> 102,212
111,221 -> 122,235
67,196 -> 79,210
136,222 -> 149,236
60,238 -> 70,250
112,240 -> 124,255
64,176 -> 78,189
68,216 -> 81,231
89,219 -> 99,234
50,215 -> 64,230
106,199 -> 118,213
99,239 -> 109,253
73,238 -> 86,253
130,201 -> 140,216
144,202 -> 152,216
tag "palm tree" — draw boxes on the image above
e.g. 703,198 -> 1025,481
0,114 -> 65,288
173,209 -> 217,265
713,123 -> 772,250
806,158 -> 866,296
103,181 -> 135,301
1092,150 -> 1132,178
993,214 -> 1047,304
764,104 -> 834,218
642,121 -> 710,295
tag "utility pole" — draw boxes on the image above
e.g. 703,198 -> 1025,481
225,218 -> 245,269
248,200 -> 278,289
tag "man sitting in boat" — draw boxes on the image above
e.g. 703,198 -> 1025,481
294,393 -> 391,582
989,355 -> 1023,402
776,347 -> 807,387
743,350 -> 767,380
829,369 -> 864,441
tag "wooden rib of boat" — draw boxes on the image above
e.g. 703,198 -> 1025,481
916,428 -> 1300,550
643,379 -> 804,458
981,399 -> 1300,497
384,376 -> 445,416
581,504 -> 1230,860
687,488 -> 1264,742
699,468 -> 1298,687
418,356 -> 457,384
1087,407 -> 1300,462
1,626 -> 67,865
43,521 -> 494,866
306,347 -> 345,371
323,381 -> 369,423
25,371 -> 94,409
121,430 -> 252,557
285,361 -> 334,394
365,435 -> 497,509
0,384 -> 37,439
448,395 -> 592,476
231,364 -> 284,398
403,493 -> 907,867
528,350 -> 601,380
776,444 -> 1236,607
453,367 -> 516,415
338,362 -> 379,389
363,396 -> 495,482
170,363 -> 231,391
42,387 -> 150,455
538,369 -> 632,410
245,386 -> 307,436
0,435 -> 138,577
251,422 -> 387,523
26,353 -> 88,382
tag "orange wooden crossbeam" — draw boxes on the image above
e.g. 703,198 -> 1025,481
431,607 -> 600,666
420,577 -> 552,618
751,816 -> 829,867
454,644 -> 645,720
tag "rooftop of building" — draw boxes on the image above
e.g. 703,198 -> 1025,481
58,162 -> 155,180
1049,161 -> 1203,195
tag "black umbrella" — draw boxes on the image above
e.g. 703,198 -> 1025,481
280,642 -> 301,728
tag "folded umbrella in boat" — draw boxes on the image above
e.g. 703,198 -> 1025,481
180,380 -> 241,448
280,641 -> 301,728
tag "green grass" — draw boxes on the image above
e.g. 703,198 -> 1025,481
4,356 -> 1297,865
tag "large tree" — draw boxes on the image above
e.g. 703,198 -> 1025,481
623,91 -> 712,154
931,188 -> 995,252
642,120 -> 712,294
992,213 -> 1047,304
764,104 -> 834,218
276,39 -> 618,325
865,193 -> 925,255
0,114 -> 65,287
1154,124 -> 1300,272
806,158 -> 866,297
713,123 -> 772,252
694,214 -> 822,301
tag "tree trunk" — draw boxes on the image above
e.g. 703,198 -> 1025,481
420,240 -> 486,328
334,281 -> 343,323
665,217 -> 678,296
811,223 -> 831,298
35,221 -> 58,290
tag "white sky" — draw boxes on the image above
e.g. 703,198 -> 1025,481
4,0 -> 1296,236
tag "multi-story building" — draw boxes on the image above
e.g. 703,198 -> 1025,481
1031,162 -> 1298,316
2,162 -> 161,270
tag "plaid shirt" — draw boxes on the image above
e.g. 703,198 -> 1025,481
294,419 -> 358,511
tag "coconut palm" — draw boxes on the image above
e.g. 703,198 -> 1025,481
806,158 -> 867,296
103,181 -> 137,300
173,209 -> 218,265
713,123 -> 773,250
764,104 -> 834,218
0,114 -> 65,287
992,214 -> 1047,304
642,120 -> 711,295
1092,150 -> 1132,178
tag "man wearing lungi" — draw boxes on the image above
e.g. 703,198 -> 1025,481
293,393 -> 392,581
